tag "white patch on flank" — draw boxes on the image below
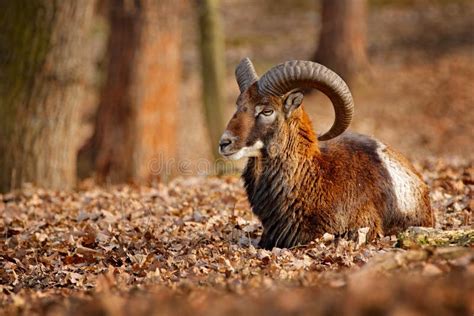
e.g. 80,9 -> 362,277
226,140 -> 264,160
376,142 -> 419,214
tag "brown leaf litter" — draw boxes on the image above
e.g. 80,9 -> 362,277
0,159 -> 472,315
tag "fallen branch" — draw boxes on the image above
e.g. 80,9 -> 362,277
397,227 -> 474,248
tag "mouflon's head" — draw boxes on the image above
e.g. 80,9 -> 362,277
218,58 -> 354,160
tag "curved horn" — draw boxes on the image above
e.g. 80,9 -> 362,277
235,57 -> 259,93
257,60 -> 354,141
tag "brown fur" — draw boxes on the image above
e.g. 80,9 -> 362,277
222,84 -> 434,249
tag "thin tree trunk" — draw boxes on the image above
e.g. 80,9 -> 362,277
0,0 -> 96,193
134,0 -> 182,183
314,0 -> 368,83
198,0 -> 226,159
85,0 -> 182,184
84,0 -> 141,183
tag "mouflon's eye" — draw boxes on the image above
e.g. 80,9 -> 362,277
261,109 -> 274,116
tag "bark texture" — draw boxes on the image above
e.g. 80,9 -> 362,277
0,0 -> 96,192
86,0 -> 182,183
314,0 -> 368,83
198,0 -> 227,159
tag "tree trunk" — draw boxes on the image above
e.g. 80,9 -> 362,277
84,0 -> 182,184
0,0 -> 96,193
314,0 -> 368,83
198,0 -> 227,159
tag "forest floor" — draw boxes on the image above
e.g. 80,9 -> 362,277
1,160 -> 473,315
2,1 -> 474,315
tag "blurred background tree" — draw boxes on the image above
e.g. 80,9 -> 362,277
313,0 -> 368,83
80,0 -> 183,184
0,0 -> 96,193
198,0 -> 227,160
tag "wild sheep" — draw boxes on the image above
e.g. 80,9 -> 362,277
219,58 -> 434,249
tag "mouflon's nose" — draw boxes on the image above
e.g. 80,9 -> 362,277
219,138 -> 232,151
218,131 -> 238,155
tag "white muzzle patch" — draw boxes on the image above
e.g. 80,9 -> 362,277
226,140 -> 264,160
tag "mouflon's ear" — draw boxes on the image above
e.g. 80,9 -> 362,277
283,90 -> 304,117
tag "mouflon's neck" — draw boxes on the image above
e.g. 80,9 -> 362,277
264,106 -> 320,162
287,108 -> 319,157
